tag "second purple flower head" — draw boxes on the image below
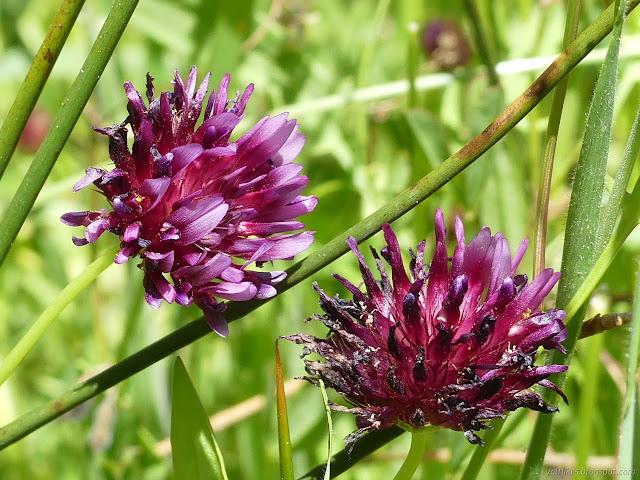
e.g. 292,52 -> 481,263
287,211 -> 567,446
62,67 -> 317,335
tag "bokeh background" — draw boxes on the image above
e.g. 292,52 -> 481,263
1,0 -> 640,478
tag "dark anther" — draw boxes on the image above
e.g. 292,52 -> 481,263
388,325 -> 401,358
386,367 -> 405,394
413,346 -> 427,381
411,408 -> 426,428
380,246 -> 391,264
477,376 -> 503,400
464,430 -> 484,446
444,275 -> 468,310
476,315 -> 496,343
514,274 -> 528,290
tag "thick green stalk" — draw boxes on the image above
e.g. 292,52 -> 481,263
0,0 -> 86,179
0,0 -> 638,451
0,0 -> 139,268
520,1 -> 628,479
533,0 -> 582,277
392,430 -> 429,480
0,244 -> 117,388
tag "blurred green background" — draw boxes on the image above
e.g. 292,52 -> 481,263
1,0 -> 640,478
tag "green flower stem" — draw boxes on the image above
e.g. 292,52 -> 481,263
0,243 -> 117,388
462,0 -> 501,87
0,0 -> 638,452
0,0 -> 86,180
0,0 -> 139,268
532,0 -> 581,277
392,429 -> 429,480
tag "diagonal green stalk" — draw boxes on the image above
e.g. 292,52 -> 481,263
0,0 -> 86,180
533,0 -> 582,277
0,242 -> 118,388
0,0 -> 139,268
520,1 -> 628,479
0,0 -> 638,452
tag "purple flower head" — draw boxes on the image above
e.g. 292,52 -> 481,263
422,19 -> 472,70
286,210 -> 567,446
62,67 -> 317,336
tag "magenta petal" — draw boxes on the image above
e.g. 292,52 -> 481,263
175,253 -> 232,286
228,232 -> 315,261
139,177 -> 171,212
237,221 -> 305,236
85,218 -> 109,242
258,196 -> 318,222
145,250 -> 175,272
150,272 -> 176,303
61,210 -> 101,227
72,236 -> 89,246
124,222 -> 141,242
205,311 -> 229,337
205,282 -> 258,301
73,167 -> 105,192
171,143 -> 204,173
271,129 -> 305,167
167,197 -> 229,245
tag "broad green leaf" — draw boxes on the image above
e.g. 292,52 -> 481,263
618,264 -> 640,479
171,357 -> 228,480
521,1 -> 629,479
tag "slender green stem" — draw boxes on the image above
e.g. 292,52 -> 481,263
0,0 -> 637,451
392,430 -> 429,480
0,0 -> 139,268
0,243 -> 117,388
0,0 -> 86,179
463,0 -> 501,87
533,0 -> 582,277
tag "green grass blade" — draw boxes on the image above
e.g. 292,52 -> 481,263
171,357 -> 228,480
0,0 -> 638,451
533,0 -> 582,276
275,342 -> 294,480
0,241 -> 117,388
317,378 -> 332,480
597,101 -> 640,251
618,264 -> 640,478
0,0 -> 140,268
520,1 -> 629,479
0,0 -> 86,179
